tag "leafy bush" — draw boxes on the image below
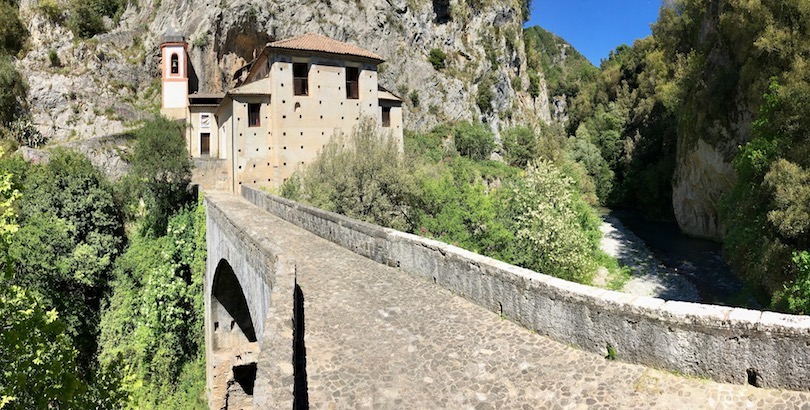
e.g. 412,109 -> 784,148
501,126 -> 538,168
0,2 -> 27,56
10,149 -> 124,369
282,117 -> 418,231
404,128 -> 448,163
67,0 -> 126,39
476,74 -> 495,114
123,117 -> 193,237
98,200 -> 206,408
0,284 -> 85,409
505,160 -> 600,283
38,0 -> 64,23
409,90 -> 420,107
0,55 -> 26,125
453,122 -> 494,161
763,159 -> 810,239
428,48 -> 447,70
412,158 -> 513,260
568,137 -> 613,203
773,251 -> 810,314
5,116 -> 48,148
48,48 -> 61,67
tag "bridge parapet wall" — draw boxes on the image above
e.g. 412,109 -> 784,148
242,186 -> 810,391
205,193 -> 297,408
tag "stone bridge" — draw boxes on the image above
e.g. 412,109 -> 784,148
204,186 -> 810,409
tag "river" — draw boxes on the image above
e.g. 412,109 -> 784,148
601,209 -> 755,307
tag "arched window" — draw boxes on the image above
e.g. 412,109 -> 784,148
170,53 -> 179,75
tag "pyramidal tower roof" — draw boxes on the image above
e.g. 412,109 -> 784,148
163,25 -> 185,43
267,33 -> 383,62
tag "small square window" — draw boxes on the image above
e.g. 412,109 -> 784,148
248,104 -> 261,127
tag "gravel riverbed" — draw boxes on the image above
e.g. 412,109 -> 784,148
599,214 -> 700,302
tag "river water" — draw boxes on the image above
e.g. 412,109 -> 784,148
606,209 -> 753,307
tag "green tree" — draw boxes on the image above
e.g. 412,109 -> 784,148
505,160 -> 601,283
412,158 -> 513,260
0,56 -> 25,126
10,149 -> 123,371
452,122 -> 495,161
501,126 -> 538,168
568,137 -> 613,203
0,157 -> 87,409
97,200 -> 207,409
0,2 -> 26,56
126,117 -> 192,237
0,284 -> 85,409
283,117 -> 418,231
776,251 -> 810,314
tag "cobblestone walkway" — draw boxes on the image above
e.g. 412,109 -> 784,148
249,200 -> 810,409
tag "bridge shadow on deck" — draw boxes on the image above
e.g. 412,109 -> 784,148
294,283 -> 309,409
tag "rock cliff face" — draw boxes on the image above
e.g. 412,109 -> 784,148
670,13 -> 755,240
672,139 -> 736,240
17,0 -> 550,144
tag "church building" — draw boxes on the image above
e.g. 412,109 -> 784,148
160,30 -> 404,192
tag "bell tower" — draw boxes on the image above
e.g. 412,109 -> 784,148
160,26 -> 189,120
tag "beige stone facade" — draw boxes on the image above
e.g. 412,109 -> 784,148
160,32 -> 404,192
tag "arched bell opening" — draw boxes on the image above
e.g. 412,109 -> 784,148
170,53 -> 179,74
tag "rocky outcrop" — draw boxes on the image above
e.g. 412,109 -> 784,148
669,9 -> 757,240
16,0 -> 550,144
19,134 -> 134,180
672,139 -> 737,240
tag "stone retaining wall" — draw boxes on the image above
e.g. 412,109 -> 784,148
242,186 -> 810,391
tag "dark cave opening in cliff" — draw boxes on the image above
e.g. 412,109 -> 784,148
433,0 -> 451,24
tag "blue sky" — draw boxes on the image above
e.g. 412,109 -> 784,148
526,1 -> 663,66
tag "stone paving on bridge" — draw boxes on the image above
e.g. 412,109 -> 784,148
220,194 -> 810,409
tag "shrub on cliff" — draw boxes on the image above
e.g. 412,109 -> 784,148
428,48 -> 447,70
0,1 -> 27,56
453,122 -> 495,161
0,55 -> 26,126
67,0 -> 126,39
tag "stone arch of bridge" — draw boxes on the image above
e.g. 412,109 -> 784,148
208,258 -> 260,407
211,258 -> 258,348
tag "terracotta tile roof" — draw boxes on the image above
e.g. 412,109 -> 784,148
378,85 -> 402,102
267,33 -> 384,62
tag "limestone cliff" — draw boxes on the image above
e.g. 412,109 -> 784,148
669,11 -> 757,240
16,0 -> 550,144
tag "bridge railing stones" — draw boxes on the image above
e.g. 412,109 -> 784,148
241,186 -> 810,391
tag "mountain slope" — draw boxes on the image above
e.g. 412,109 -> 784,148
16,0 -> 551,144
523,25 -> 597,123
